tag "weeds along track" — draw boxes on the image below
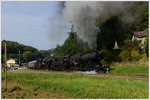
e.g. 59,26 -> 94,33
9,68 -> 149,82
89,73 -> 148,81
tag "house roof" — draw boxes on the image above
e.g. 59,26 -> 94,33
28,60 -> 36,64
7,58 -> 17,61
132,28 -> 149,38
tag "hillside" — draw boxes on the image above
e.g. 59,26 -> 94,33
1,40 -> 51,63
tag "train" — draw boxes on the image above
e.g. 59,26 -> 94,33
28,52 -> 109,73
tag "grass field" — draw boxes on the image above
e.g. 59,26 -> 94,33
1,71 -> 149,99
109,61 -> 149,74
110,65 -> 149,74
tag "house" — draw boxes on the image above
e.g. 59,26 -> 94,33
131,28 -> 148,52
7,58 -> 19,67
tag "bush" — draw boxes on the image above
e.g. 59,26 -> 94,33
131,49 -> 142,62
119,49 -> 130,61
139,53 -> 148,62
100,49 -> 121,64
119,48 -> 148,62
111,50 -> 122,62
100,49 -> 113,64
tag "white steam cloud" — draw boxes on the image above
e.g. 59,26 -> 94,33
48,2 -> 70,47
49,2 -> 133,49
63,2 -> 131,49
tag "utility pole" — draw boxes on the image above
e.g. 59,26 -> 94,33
19,50 -> 20,67
5,42 -> 7,91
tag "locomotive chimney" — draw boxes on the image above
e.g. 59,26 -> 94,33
67,24 -> 75,34
71,24 -> 74,33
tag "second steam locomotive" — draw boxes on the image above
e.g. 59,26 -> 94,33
28,52 -> 109,73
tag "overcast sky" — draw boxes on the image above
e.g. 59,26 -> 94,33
2,1 -> 69,50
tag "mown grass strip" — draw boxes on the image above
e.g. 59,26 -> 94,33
2,72 -> 148,99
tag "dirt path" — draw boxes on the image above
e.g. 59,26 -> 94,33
10,68 -> 149,81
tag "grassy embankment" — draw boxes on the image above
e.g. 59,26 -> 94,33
110,61 -> 149,75
2,71 -> 149,99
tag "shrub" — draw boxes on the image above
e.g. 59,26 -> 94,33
119,49 -> 130,61
111,50 -> 122,62
100,49 -> 121,64
131,49 -> 142,62
139,53 -> 148,62
100,49 -> 113,64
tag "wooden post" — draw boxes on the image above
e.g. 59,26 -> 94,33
5,42 -> 7,91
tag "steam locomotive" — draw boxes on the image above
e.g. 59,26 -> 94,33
29,52 -> 109,73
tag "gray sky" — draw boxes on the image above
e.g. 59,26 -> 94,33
2,1 -> 69,50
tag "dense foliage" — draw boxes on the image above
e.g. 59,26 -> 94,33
130,2 -> 148,31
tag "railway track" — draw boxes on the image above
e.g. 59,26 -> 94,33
10,68 -> 149,82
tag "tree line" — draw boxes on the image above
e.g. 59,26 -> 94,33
1,40 -> 51,63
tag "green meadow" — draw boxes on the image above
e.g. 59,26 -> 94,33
2,71 -> 148,99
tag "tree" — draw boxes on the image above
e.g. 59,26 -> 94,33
1,40 -> 42,62
54,32 -> 92,56
23,51 -> 34,62
39,50 -> 50,57
130,2 -> 148,31
1,40 -> 38,55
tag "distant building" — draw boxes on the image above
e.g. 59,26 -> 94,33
28,60 -> 36,68
131,28 -> 148,52
7,58 -> 19,67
